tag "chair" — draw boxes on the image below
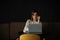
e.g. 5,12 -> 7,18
19,34 -> 40,40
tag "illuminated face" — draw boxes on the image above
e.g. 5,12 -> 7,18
32,12 -> 37,21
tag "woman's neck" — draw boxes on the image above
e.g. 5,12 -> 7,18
33,20 -> 36,22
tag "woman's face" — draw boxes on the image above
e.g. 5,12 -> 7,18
32,12 -> 37,21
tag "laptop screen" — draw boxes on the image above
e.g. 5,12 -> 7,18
28,23 -> 42,34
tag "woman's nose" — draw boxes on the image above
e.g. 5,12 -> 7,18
33,16 -> 36,18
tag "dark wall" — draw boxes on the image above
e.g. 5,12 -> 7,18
10,22 -> 25,40
0,23 -> 9,40
0,22 -> 59,40
0,0 -> 57,23
48,23 -> 60,40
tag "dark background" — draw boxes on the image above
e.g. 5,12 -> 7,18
0,0 -> 57,23
0,0 -> 59,40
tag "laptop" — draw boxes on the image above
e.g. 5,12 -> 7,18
28,23 -> 42,34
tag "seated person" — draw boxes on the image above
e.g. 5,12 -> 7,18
23,10 -> 40,33
22,10 -> 46,40
20,10 -> 46,40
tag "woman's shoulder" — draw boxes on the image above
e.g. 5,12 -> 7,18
26,19 -> 31,23
27,19 -> 31,22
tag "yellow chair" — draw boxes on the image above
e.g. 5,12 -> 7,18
19,34 -> 40,40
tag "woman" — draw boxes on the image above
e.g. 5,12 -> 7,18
23,10 -> 46,40
23,11 -> 41,33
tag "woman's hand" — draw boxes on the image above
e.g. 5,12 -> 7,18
37,16 -> 40,23
37,16 -> 40,20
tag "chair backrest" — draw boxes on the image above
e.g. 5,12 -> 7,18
20,34 -> 40,40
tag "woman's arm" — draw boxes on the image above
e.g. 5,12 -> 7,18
23,19 -> 30,33
37,16 -> 40,23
